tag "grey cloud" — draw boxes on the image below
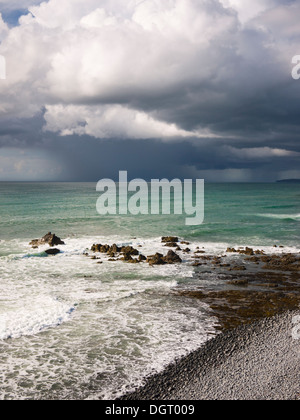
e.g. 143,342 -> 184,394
0,0 -> 299,181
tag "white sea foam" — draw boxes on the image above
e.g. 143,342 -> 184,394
0,234 -> 220,399
256,213 -> 300,221
0,297 -> 75,340
0,232 -> 298,400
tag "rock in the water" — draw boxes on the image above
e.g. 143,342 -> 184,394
120,246 -> 139,256
45,248 -> 61,256
161,237 -> 179,243
147,253 -> 166,266
161,236 -> 179,242
163,242 -> 178,248
163,250 -> 182,264
30,232 -> 65,248
147,250 -> 182,265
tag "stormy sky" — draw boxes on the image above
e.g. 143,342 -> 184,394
0,0 -> 299,182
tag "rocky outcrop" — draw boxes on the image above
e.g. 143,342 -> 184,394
164,250 -> 182,264
147,250 -> 182,266
163,242 -> 178,248
261,254 -> 300,272
226,247 -> 265,256
91,243 -> 141,263
30,232 -> 65,248
161,237 -> 179,243
147,253 -> 166,266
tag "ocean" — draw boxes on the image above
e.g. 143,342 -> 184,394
0,182 -> 299,400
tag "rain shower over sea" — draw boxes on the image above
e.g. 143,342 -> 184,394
0,182 -> 299,399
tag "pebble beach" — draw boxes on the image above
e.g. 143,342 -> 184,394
120,311 -> 300,400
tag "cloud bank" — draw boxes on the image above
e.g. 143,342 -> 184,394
0,0 -> 299,181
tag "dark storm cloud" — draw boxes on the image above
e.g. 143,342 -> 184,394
0,0 -> 299,181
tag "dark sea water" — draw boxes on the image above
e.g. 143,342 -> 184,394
0,182 -> 299,399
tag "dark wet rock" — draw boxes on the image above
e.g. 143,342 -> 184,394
30,232 -> 65,248
111,244 -> 122,253
45,248 -> 61,256
164,242 -> 178,248
91,244 -> 105,253
161,237 -> 179,243
147,253 -> 166,266
147,251 -> 182,265
227,247 -> 237,253
164,250 -> 182,264
227,278 -> 249,286
229,265 -> 247,271
91,243 -> 139,256
126,258 -> 140,264
138,254 -> 147,262
121,253 -> 135,262
255,249 -> 265,255
192,262 -> 203,267
239,247 -> 254,256
261,254 -> 300,272
120,246 -> 139,256
226,247 -> 256,256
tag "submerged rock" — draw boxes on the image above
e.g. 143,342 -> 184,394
30,232 -> 65,248
45,248 -> 61,256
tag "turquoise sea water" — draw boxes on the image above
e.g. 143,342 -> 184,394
0,182 -> 299,399
0,182 -> 299,244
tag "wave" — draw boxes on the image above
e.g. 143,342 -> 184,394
256,213 -> 300,221
0,297 -> 75,341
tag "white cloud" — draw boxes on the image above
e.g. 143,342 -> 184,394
220,0 -> 278,24
0,0 -> 299,143
43,104 -> 216,139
